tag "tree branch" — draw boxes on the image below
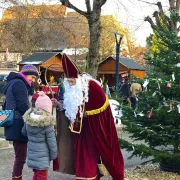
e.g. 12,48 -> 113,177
157,2 -> 164,15
138,0 -> 157,5
92,0 -> 107,10
176,0 -> 180,11
153,11 -> 161,28
60,0 -> 87,17
169,0 -> 176,11
100,0 -> 107,7
144,16 -> 158,31
157,2 -> 175,31
169,0 -> 180,11
85,0 -> 91,13
9,0 -> 23,6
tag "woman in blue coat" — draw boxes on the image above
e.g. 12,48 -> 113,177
2,65 -> 39,180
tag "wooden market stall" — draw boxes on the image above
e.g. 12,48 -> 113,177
18,52 -> 64,99
97,56 -> 146,87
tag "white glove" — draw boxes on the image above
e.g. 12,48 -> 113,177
58,101 -> 64,111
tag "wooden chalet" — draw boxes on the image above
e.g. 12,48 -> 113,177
98,56 -> 145,87
18,52 -> 63,85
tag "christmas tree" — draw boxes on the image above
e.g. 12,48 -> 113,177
119,1 -> 180,172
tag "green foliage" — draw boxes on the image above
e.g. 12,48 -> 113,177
145,11 -> 180,80
119,10 -> 180,165
120,78 -> 180,164
170,11 -> 180,24
79,65 -> 87,72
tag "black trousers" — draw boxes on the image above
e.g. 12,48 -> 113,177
131,97 -> 137,109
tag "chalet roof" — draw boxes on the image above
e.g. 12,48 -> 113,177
19,52 -> 61,65
100,56 -> 145,70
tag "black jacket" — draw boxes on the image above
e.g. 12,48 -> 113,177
119,82 -> 130,99
2,72 -> 31,142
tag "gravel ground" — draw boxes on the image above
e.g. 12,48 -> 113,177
125,164 -> 180,180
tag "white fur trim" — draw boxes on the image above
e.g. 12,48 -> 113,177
23,108 -> 56,127
30,112 -> 41,120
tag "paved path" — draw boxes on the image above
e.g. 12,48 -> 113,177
0,128 -> 150,180
1,148 -> 146,180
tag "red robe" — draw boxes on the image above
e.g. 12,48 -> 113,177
72,80 -> 124,180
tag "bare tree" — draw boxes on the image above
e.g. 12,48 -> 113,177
144,0 -> 180,33
0,3 -> 70,54
0,1 -> 91,56
60,0 -> 107,77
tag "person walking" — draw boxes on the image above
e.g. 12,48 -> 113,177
119,78 -> 131,105
22,91 -> 57,180
130,82 -> 142,109
2,65 -> 39,180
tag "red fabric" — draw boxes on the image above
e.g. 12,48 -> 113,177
41,86 -> 58,93
73,117 -> 100,179
32,92 -> 58,101
53,156 -> 59,171
32,93 -> 39,99
85,81 -> 107,111
62,53 -> 80,78
88,106 -> 124,179
74,80 -> 124,180
32,86 -> 59,100
33,169 -> 48,180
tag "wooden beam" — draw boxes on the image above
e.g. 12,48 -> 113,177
98,70 -> 127,74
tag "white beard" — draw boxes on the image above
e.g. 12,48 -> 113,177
63,76 -> 89,122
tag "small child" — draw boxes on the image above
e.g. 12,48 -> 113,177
22,91 -> 57,180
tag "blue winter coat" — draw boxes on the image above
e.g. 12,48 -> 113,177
2,72 -> 31,142
22,108 -> 57,170
58,83 -> 65,100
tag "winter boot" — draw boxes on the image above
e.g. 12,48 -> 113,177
12,175 -> 22,180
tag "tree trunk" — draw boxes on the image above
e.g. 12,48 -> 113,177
60,0 -> 107,79
87,12 -> 101,78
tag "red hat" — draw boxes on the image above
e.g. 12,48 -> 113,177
62,53 -> 81,78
